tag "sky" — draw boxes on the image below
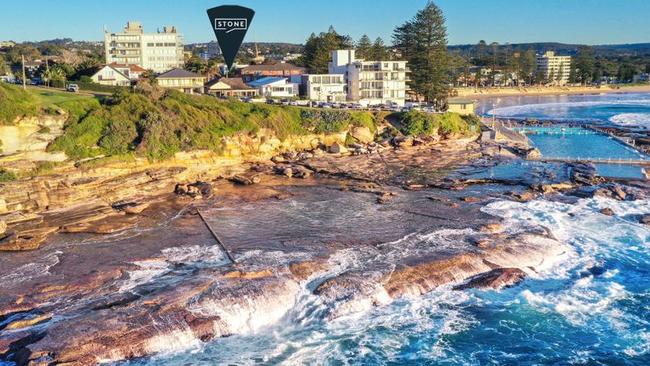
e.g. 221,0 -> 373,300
1,0 -> 649,46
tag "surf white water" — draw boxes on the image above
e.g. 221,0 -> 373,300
609,113 -> 650,128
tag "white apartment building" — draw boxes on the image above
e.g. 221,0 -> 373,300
104,21 -> 184,73
536,51 -> 571,85
301,74 -> 346,102
247,77 -> 298,98
329,49 -> 407,106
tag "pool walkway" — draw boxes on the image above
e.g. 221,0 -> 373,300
529,156 -> 650,166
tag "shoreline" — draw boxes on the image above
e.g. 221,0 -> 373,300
454,84 -> 650,99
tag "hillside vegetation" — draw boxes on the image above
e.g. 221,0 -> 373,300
47,89 -> 385,161
1,83 -> 479,163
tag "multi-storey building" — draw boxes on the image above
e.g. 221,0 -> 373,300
536,51 -> 571,85
104,21 -> 184,73
301,74 -> 347,102
328,49 -> 408,106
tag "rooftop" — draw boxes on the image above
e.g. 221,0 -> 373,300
247,76 -> 289,87
157,68 -> 202,79
206,77 -> 252,90
241,63 -> 306,73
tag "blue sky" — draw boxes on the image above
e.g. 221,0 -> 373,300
1,0 -> 649,45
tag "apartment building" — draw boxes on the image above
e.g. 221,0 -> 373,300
104,21 -> 184,73
536,51 -> 571,85
301,74 -> 346,102
328,49 -> 408,106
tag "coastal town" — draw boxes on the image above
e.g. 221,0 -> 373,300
2,18 -> 650,111
0,1 -> 650,366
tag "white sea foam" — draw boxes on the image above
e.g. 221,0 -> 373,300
487,98 -> 650,119
609,112 -> 650,128
0,250 -> 62,288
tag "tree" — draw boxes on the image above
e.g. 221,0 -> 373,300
0,55 -> 9,76
355,34 -> 372,59
617,63 -> 636,83
370,37 -> 389,60
556,62 -> 565,84
302,26 -> 352,73
519,49 -> 537,85
573,46 -> 595,85
393,1 -> 450,108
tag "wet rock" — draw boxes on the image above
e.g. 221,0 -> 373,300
612,185 -> 627,201
328,142 -> 349,154
288,260 -> 328,281
453,268 -> 526,290
175,182 -> 213,199
461,196 -> 481,203
112,201 -> 149,215
599,207 -> 615,216
376,192 -> 394,204
640,214 -> 650,225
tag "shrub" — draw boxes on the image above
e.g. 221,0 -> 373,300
0,169 -> 17,182
400,110 -> 438,136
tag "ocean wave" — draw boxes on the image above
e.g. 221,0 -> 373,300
486,98 -> 650,119
609,113 -> 650,128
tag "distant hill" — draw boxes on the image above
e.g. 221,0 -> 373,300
448,42 -> 650,57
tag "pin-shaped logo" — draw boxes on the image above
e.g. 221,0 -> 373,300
207,5 -> 255,71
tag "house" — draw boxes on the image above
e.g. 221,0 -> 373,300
247,76 -> 298,98
301,74 -> 346,102
104,21 -> 184,73
108,63 -> 146,81
205,77 -> 258,98
240,63 -> 306,82
328,49 -> 408,106
156,68 -> 205,94
447,98 -> 476,116
90,65 -> 131,86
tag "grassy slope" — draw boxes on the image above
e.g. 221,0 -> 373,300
0,83 -> 94,125
1,84 -> 478,164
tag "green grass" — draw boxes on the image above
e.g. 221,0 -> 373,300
0,169 -> 17,182
398,110 -> 479,137
0,83 -> 94,125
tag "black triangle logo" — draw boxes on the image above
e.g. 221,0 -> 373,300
206,5 -> 255,71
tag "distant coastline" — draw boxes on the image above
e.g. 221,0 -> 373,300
454,84 -> 650,99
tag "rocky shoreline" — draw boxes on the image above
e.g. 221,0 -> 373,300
0,127 -> 649,365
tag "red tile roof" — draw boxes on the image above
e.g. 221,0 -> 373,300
109,63 -> 147,72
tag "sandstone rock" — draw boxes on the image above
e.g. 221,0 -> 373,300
461,196 -> 481,203
123,203 -> 149,215
0,220 -> 6,235
453,268 -> 526,290
480,222 -> 503,233
282,167 -> 293,178
229,174 -> 261,185
512,191 -> 535,201
328,142 -> 349,154
350,127 -> 374,144
599,207 -> 615,216
376,192 -> 393,204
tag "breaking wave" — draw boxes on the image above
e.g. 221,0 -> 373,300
609,113 -> 650,128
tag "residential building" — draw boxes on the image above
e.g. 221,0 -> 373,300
205,77 -> 258,98
633,73 -> 650,83
156,68 -> 205,94
108,63 -> 146,81
104,21 -> 184,73
447,99 -> 476,116
247,76 -> 298,98
301,74 -> 346,102
536,51 -> 571,85
90,65 -> 131,86
240,63 -> 306,82
328,49 -> 408,106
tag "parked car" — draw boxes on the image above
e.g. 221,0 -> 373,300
67,84 -> 79,93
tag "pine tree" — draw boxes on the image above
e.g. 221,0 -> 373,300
302,27 -> 353,73
573,46 -> 595,85
371,37 -> 389,60
393,1 -> 450,108
356,34 -> 372,59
